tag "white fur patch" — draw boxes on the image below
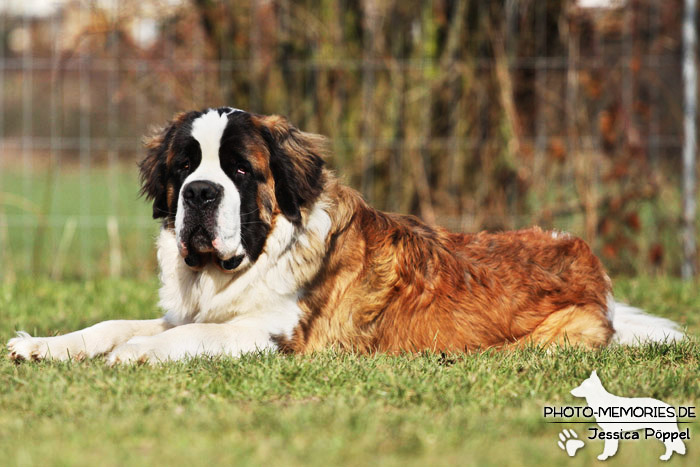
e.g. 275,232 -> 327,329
175,109 -> 243,259
159,199 -> 333,345
550,230 -> 570,240
609,300 -> 685,344
191,110 -> 229,163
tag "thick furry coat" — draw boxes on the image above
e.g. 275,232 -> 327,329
7,109 -> 683,363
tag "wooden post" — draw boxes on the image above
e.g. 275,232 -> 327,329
682,0 -> 697,279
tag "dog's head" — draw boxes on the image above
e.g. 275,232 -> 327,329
570,370 -> 602,398
140,107 -> 326,272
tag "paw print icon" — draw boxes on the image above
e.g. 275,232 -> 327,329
557,428 -> 585,457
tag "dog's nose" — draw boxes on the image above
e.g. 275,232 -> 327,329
183,181 -> 221,207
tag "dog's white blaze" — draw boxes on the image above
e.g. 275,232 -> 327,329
175,109 -> 243,259
191,110 -> 229,162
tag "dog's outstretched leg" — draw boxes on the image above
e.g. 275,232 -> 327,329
7,319 -> 170,361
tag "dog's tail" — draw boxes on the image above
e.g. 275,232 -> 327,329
609,301 -> 685,345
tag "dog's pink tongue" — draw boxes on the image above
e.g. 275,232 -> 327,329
178,240 -> 189,258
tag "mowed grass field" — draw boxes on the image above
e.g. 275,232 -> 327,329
0,164 -> 158,279
0,276 -> 697,466
1,162 -> 699,465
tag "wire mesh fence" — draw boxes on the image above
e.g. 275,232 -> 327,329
0,0 -> 697,279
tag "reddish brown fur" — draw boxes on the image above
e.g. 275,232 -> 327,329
249,117 -> 616,353
281,180 -> 614,353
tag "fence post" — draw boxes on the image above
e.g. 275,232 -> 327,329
682,0 -> 697,279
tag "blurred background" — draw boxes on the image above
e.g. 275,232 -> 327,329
0,0 -> 698,280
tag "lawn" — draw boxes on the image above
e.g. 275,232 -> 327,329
0,276 -> 698,466
0,165 -> 158,279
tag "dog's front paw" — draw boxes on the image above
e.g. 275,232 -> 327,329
106,339 -> 158,366
7,332 -> 52,361
7,332 -> 86,362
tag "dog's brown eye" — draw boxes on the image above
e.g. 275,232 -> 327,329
181,161 -> 190,171
236,168 -> 246,175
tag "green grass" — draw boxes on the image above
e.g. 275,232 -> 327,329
0,277 -> 698,466
0,165 -> 158,279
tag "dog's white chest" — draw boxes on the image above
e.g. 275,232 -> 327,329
156,228 -> 305,339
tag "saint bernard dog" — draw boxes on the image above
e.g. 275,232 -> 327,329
7,107 -> 684,364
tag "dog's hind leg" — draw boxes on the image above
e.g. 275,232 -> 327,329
660,434 -> 686,461
660,443 -> 672,461
672,436 -> 687,457
522,304 -> 614,349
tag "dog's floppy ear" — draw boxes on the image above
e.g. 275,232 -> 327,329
256,115 -> 326,224
139,116 -> 181,219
